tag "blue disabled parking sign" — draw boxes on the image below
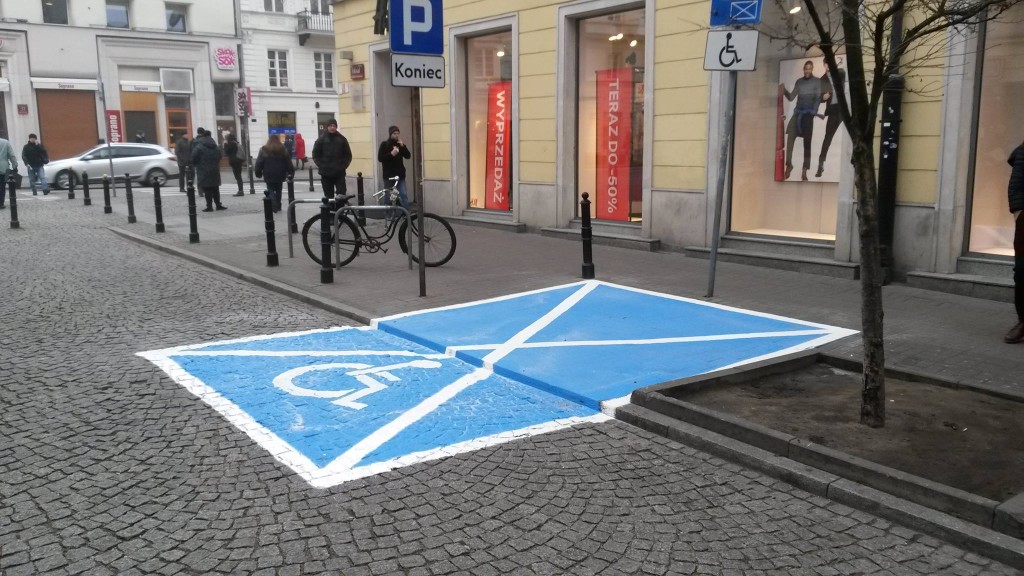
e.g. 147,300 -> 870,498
710,0 -> 763,26
139,281 -> 855,488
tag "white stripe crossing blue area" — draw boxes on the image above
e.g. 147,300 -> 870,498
138,281 -> 856,488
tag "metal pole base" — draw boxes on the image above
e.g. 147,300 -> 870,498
156,223 -> 166,233
128,216 -> 137,224
104,206 -> 112,214
582,264 -> 595,280
320,269 -> 334,283
84,198 -> 92,206
189,233 -> 200,244
267,253 -> 279,267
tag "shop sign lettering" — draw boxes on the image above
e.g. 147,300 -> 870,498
596,68 -> 632,221
484,81 -> 512,211
106,110 -> 123,143
215,48 -> 237,71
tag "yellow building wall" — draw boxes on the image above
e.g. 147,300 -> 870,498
333,0 -> 714,190
895,30 -> 946,205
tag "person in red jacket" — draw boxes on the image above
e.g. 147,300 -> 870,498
295,133 -> 307,170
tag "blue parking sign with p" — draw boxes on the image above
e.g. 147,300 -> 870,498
390,0 -> 444,55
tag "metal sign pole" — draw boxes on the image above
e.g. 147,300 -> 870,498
98,79 -> 118,197
706,69 -> 737,298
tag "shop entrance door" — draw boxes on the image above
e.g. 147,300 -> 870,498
372,49 -> 420,200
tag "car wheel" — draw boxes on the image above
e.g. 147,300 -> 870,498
55,170 -> 74,190
146,168 -> 168,187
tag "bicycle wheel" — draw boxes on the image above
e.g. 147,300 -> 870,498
301,213 -> 360,267
398,213 -> 457,267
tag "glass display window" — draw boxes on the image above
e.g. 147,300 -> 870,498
967,3 -> 1024,257
729,4 -> 845,241
576,8 -> 645,223
466,30 -> 513,211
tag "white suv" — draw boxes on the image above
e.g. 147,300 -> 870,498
47,143 -> 180,189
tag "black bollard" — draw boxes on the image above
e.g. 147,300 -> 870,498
82,172 -> 91,206
153,181 -> 165,233
264,197 -> 279,267
103,176 -> 112,214
355,172 -> 366,226
67,174 -> 76,200
580,192 -> 595,280
286,174 -> 297,233
186,178 -> 200,244
308,166 -> 314,192
319,197 -> 333,283
125,174 -> 136,224
7,175 -> 19,229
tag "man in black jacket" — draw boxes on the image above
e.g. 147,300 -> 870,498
311,119 -> 352,199
174,133 -> 191,192
377,125 -> 411,211
21,134 -> 49,196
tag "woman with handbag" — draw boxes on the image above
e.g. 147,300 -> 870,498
254,135 -> 294,213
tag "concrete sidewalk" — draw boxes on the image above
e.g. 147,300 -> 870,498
89,188 -> 1022,399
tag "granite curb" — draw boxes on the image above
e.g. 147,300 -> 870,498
622,352 -> 1024,569
109,227 -> 373,325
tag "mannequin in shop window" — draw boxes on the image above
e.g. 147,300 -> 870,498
780,60 -> 827,181
1005,138 -> 1024,343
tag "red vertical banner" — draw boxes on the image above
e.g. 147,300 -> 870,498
484,81 -> 512,211
596,68 -> 632,221
106,109 -> 123,143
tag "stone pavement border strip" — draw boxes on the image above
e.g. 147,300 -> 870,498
616,403 -> 1024,570
110,227 -> 373,324
113,225 -> 1024,569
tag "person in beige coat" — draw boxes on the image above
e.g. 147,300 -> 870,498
0,136 -> 19,209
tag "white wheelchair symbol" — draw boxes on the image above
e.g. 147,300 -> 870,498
273,359 -> 443,410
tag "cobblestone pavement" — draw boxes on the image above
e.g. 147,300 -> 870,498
1,199 -> 1020,575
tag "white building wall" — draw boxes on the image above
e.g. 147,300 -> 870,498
239,0 -> 337,158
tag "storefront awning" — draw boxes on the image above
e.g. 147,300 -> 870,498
30,77 -> 98,91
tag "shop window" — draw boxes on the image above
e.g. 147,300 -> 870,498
728,4 -> 843,241
166,4 -> 188,33
42,0 -> 69,25
106,0 -> 130,28
268,50 -> 289,88
214,83 -> 235,117
465,31 -> 513,211
576,9 -> 645,223
967,3 -> 1024,257
265,0 -> 283,12
310,0 -> 331,14
314,53 -> 334,90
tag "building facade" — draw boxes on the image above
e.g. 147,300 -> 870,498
237,0 -> 338,160
330,0 -> 1024,291
0,0 -> 240,168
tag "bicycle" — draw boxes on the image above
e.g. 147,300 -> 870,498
300,176 -> 457,268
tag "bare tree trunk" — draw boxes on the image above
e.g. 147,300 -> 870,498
851,141 -> 886,427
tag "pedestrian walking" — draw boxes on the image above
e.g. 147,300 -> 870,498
223,133 -> 245,197
311,119 -> 352,199
0,135 -> 18,209
21,133 -> 49,196
1005,137 -> 1024,343
190,128 -> 226,212
295,133 -> 307,170
255,135 -> 294,213
174,132 -> 191,192
377,125 -> 411,211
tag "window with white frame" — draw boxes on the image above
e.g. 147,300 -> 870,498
313,52 -> 334,90
264,0 -> 283,12
268,50 -> 289,88
310,0 -> 331,13
166,4 -> 188,33
106,0 -> 130,28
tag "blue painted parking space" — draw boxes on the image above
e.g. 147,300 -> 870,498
139,281 -> 855,487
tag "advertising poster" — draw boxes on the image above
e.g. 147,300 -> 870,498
776,56 -> 847,183
106,110 -> 123,144
484,81 -> 512,211
596,67 -> 632,221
